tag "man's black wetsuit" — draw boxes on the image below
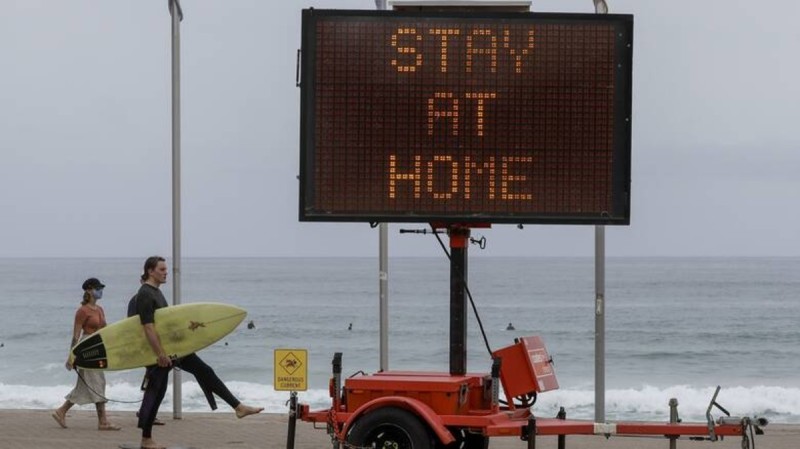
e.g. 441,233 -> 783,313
134,283 -> 241,438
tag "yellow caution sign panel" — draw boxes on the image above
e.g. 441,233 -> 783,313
274,349 -> 308,391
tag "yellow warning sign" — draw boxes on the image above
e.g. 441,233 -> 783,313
274,349 -> 308,391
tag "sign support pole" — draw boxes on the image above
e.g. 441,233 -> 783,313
449,227 -> 469,375
594,0 -> 609,425
379,223 -> 389,372
286,391 -> 298,449
376,0 -> 390,373
594,225 -> 605,422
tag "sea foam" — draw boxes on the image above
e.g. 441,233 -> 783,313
4,381 -> 797,423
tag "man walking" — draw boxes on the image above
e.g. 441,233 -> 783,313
135,256 -> 262,449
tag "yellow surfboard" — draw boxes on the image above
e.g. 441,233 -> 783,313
70,302 -> 247,371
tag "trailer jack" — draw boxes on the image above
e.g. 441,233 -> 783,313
703,385 -> 767,448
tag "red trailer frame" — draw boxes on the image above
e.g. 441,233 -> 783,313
297,335 -> 764,449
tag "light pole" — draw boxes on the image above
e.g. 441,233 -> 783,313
168,0 -> 184,419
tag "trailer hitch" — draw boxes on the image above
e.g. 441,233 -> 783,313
702,386 -> 768,449
705,386 -> 728,441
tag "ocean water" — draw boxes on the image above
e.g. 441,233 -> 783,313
0,257 -> 798,424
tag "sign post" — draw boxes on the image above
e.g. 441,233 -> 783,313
275,349 -> 308,449
595,0 -> 609,424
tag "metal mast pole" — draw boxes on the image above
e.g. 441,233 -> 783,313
594,225 -> 605,422
593,1 -> 609,424
379,224 -> 389,371
449,228 -> 469,376
168,0 -> 183,419
379,222 -> 389,372
375,0 -> 389,373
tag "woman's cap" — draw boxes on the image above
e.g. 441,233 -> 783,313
82,277 -> 106,290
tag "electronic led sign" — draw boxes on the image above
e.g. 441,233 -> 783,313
299,10 -> 633,224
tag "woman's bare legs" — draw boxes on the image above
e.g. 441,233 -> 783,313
52,400 -> 73,428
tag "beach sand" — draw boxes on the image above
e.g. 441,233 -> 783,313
1,409 -> 795,449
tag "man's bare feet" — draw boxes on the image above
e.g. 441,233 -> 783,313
235,403 -> 264,419
51,410 -> 67,428
140,437 -> 166,449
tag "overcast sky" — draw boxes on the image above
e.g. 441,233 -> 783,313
1,0 -> 798,258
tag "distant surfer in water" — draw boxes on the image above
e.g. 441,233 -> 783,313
134,256 -> 263,449
52,277 -> 121,431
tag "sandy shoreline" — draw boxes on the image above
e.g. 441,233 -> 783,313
0,409 -> 795,449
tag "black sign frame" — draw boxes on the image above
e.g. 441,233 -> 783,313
299,9 -> 633,225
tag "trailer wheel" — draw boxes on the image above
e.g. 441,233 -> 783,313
348,407 -> 434,449
460,431 -> 489,449
440,428 -> 489,449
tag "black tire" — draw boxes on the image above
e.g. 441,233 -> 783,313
439,428 -> 489,449
348,407 -> 434,449
461,431 -> 489,449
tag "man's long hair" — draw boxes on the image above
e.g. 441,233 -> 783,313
141,256 -> 166,282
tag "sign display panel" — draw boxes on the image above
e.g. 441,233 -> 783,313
300,10 -> 633,224
274,349 -> 308,391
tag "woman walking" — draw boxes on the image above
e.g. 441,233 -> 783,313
52,277 -> 120,431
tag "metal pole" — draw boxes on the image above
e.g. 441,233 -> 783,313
526,415 -> 537,449
379,224 -> 389,371
449,228 -> 469,376
594,225 -> 605,422
593,0 -> 609,424
669,398 -> 679,449
286,391 -> 298,449
593,0 -> 609,14
376,0 -> 389,373
557,407 -> 567,449
332,353 -> 343,449
168,0 -> 183,419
